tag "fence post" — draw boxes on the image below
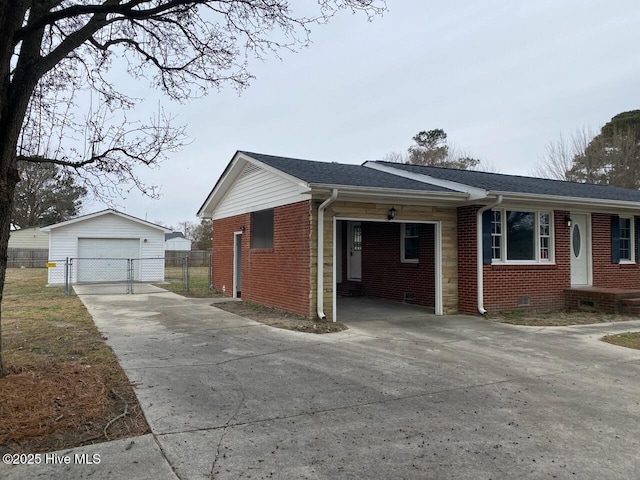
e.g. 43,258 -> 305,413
208,252 -> 213,290
64,257 -> 70,296
184,255 -> 190,292
128,259 -> 134,294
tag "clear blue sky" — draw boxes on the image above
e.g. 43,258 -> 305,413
85,0 -> 640,227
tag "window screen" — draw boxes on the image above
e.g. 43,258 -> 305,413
252,209 -> 274,248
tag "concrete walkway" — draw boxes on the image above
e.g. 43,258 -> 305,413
4,291 -> 640,479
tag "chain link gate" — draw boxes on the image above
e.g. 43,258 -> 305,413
63,253 -> 212,296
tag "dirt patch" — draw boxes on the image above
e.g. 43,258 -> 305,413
215,300 -> 348,333
490,309 -> 638,326
602,331 -> 640,350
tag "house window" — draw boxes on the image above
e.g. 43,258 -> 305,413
491,209 -> 553,263
539,213 -> 551,260
619,217 -> 633,262
401,223 -> 419,262
491,210 -> 502,260
251,208 -> 274,248
352,224 -> 362,251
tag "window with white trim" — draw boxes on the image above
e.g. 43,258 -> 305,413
619,216 -> 633,262
539,213 -> 551,260
490,209 -> 553,263
401,223 -> 419,262
491,210 -> 502,260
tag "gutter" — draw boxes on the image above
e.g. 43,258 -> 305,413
317,189 -> 338,320
477,195 -> 503,315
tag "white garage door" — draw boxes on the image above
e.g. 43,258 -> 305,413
77,238 -> 140,282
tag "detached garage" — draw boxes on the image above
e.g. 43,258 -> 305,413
41,209 -> 170,285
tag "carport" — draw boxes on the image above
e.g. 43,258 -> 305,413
337,296 -> 437,323
332,217 -> 442,320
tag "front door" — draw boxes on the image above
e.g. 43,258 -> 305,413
233,233 -> 242,297
348,221 -> 362,281
570,213 -> 590,286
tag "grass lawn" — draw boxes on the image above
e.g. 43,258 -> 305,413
160,265 -> 221,298
602,332 -> 640,350
0,268 -> 149,454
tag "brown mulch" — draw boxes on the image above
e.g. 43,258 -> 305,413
214,301 -> 348,333
0,361 -> 148,454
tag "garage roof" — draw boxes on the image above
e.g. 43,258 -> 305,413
40,209 -> 172,232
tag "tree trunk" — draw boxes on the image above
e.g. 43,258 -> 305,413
0,150 -> 19,377
0,3 -> 45,377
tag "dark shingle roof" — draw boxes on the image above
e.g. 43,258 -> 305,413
165,232 -> 186,240
241,152 -> 458,193
380,162 -> 640,203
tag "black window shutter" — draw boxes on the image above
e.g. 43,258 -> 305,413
611,215 -> 620,264
482,209 -> 492,265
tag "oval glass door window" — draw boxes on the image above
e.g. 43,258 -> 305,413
572,224 -> 581,258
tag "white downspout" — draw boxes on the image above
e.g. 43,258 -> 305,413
477,195 -> 503,315
317,189 -> 339,319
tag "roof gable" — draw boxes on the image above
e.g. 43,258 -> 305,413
40,209 -> 172,232
198,151 -> 464,219
240,152 -> 457,193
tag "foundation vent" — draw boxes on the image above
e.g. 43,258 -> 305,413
518,296 -> 530,306
579,300 -> 595,310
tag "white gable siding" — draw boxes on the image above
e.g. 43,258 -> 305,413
47,213 -> 165,284
212,165 -> 310,220
8,227 -> 49,249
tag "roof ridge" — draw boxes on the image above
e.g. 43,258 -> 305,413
372,160 -> 638,192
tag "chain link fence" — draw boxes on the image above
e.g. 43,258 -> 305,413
162,252 -> 213,296
58,253 -> 213,296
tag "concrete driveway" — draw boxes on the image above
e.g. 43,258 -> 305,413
33,293 -> 640,478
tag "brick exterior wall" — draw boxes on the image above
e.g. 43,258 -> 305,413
360,222 -> 435,308
212,201 -> 311,317
457,206 -> 571,314
591,213 -> 640,288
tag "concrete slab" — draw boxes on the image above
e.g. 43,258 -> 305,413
73,283 -> 170,295
74,293 -> 640,479
0,435 -> 177,480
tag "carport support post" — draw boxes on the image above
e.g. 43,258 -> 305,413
317,189 -> 338,320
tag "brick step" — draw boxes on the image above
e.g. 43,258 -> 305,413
621,297 -> 640,306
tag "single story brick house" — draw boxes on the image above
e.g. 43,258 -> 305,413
198,151 -> 640,321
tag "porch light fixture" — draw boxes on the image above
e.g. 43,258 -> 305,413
387,207 -> 397,221
565,216 -> 572,227
240,225 -> 245,232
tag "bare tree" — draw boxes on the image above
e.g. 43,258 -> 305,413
0,1 -> 385,376
381,151 -> 407,163
534,112 -> 640,188
530,128 -> 594,180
